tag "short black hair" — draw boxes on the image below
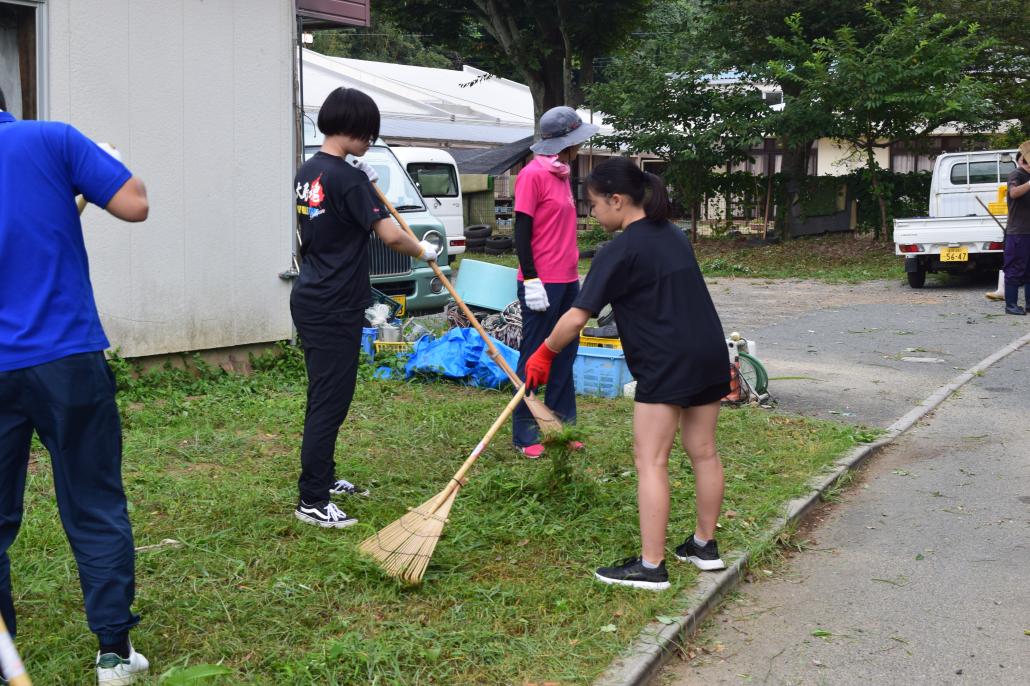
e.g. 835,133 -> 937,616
0,85 -> 6,112
317,87 -> 380,141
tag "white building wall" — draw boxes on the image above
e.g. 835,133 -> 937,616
816,138 -> 890,176
46,0 -> 295,357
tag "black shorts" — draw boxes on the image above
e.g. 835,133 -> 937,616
636,381 -> 730,408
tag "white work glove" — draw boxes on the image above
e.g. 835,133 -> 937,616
97,142 -> 122,163
523,278 -> 549,312
417,240 -> 438,263
351,158 -> 379,182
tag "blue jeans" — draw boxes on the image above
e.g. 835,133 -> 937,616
513,280 -> 580,447
0,352 -> 139,643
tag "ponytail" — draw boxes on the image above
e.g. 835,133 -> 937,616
642,171 -> 670,223
586,157 -> 670,222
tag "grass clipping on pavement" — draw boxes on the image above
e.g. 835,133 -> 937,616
11,346 -> 874,685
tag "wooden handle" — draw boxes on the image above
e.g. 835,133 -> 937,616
430,385 -> 528,511
372,184 -> 563,433
75,195 -> 87,216
372,184 -> 522,384
0,613 -> 32,686
975,196 -> 1006,232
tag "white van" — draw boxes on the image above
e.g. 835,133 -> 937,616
392,147 -> 466,263
894,149 -> 1014,288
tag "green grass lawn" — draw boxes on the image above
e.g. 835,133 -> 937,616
461,231 -> 901,283
9,347 -> 873,684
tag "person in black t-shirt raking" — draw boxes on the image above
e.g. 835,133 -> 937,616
291,87 -> 440,529
524,157 -> 731,591
1001,141 -> 1030,315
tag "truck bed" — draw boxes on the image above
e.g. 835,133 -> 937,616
894,215 -> 1003,248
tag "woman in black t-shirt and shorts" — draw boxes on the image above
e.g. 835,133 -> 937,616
524,157 -> 730,590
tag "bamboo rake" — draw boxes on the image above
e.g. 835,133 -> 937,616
0,613 -> 32,686
359,385 -> 528,583
372,184 -> 562,435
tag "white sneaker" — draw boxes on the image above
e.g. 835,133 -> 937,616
295,501 -> 358,528
96,645 -> 149,685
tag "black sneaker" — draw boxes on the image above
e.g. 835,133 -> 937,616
594,556 -> 670,591
329,479 -> 370,497
295,501 -> 358,528
674,537 -> 726,571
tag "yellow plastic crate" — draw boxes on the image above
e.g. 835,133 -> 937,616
374,340 -> 414,356
987,183 -> 1007,216
579,334 -> 622,349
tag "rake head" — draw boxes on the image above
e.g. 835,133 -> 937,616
359,481 -> 462,584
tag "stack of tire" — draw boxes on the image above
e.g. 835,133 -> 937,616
464,224 -> 514,255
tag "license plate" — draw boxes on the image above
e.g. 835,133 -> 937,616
393,295 -> 406,316
939,247 -> 968,262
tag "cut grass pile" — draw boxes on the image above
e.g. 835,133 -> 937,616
462,231 -> 901,283
10,346 -> 872,684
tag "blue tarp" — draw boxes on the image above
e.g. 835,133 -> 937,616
404,328 -> 519,389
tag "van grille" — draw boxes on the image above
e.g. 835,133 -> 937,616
368,235 -> 411,276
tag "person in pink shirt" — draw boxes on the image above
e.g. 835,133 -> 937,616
512,106 -> 599,457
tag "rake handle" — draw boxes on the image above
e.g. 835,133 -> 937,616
975,196 -> 1006,233
372,184 -> 523,385
0,613 -> 31,686
429,384 -> 528,511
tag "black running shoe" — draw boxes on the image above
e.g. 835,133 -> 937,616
594,556 -> 670,591
329,479 -> 370,497
674,537 -> 726,571
295,501 -> 358,528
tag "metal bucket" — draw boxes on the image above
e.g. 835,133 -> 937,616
378,323 -> 402,342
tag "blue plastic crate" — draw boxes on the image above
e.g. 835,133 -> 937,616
361,327 -> 378,360
573,346 -> 633,398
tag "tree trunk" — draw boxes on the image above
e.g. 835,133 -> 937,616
865,143 -> 888,241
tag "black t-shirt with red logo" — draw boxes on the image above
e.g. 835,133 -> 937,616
292,152 -> 389,311
573,218 -> 729,403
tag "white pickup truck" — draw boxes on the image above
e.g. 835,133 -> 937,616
894,149 -> 1013,288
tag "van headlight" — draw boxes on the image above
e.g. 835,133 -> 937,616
422,230 -> 444,254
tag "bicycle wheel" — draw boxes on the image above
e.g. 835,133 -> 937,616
737,352 -> 768,394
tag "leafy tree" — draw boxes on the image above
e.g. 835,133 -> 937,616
372,0 -> 653,125
697,0 -> 907,184
589,47 -> 769,236
767,4 -> 998,239
925,0 -> 1030,137
311,17 -> 456,68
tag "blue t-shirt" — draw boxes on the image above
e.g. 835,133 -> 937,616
0,111 -> 131,371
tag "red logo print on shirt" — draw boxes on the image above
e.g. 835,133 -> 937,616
308,175 -> 325,207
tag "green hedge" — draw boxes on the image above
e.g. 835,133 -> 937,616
692,170 -> 931,233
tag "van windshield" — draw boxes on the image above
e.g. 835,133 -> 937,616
302,141 -> 426,213
407,162 -> 459,198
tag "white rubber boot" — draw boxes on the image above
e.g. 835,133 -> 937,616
985,269 -> 1005,301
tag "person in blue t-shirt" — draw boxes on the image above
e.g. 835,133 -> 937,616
0,86 -> 152,685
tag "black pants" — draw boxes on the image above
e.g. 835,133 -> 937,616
0,352 -> 139,643
291,303 -> 364,505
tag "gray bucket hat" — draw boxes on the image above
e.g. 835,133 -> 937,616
530,106 -> 600,155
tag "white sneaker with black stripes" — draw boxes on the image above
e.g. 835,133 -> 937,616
329,478 -> 369,497
295,501 -> 358,528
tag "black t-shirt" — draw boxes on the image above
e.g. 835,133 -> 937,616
292,152 -> 389,311
1006,168 -> 1030,235
574,218 -> 729,403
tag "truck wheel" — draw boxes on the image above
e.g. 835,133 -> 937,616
907,269 -> 926,289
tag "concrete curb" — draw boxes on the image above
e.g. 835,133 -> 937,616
593,331 -> 1030,686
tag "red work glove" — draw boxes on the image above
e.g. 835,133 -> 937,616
524,341 -> 559,390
